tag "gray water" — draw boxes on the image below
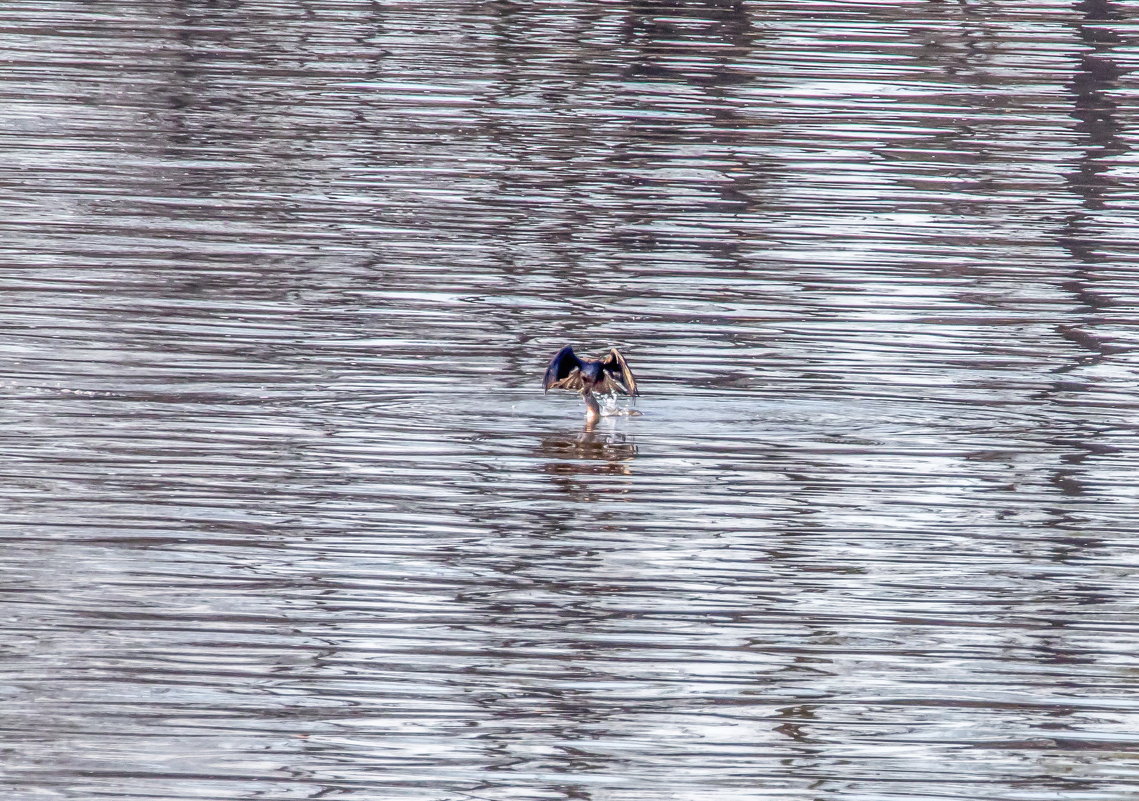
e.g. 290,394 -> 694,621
2,2 -> 1138,799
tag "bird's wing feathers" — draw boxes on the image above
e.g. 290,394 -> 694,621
546,346 -> 638,397
600,348 -> 638,396
550,373 -> 586,392
543,346 -> 582,392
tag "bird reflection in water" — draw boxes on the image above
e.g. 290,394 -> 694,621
539,428 -> 638,479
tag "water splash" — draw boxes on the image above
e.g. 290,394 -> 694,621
600,393 -> 642,417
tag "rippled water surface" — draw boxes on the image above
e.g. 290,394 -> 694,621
2,1 -> 1139,799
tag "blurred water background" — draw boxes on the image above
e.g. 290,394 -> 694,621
1,1 -> 1138,799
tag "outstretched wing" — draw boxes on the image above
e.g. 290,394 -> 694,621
543,345 -> 583,393
600,348 -> 638,396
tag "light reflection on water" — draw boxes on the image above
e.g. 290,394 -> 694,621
1,1 -> 1138,799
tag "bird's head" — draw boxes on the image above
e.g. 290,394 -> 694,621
580,360 -> 604,383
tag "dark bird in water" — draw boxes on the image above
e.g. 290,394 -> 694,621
543,345 -> 638,424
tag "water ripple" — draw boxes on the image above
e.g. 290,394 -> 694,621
0,1 -> 1136,800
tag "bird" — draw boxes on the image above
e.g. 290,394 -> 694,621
543,346 -> 638,424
